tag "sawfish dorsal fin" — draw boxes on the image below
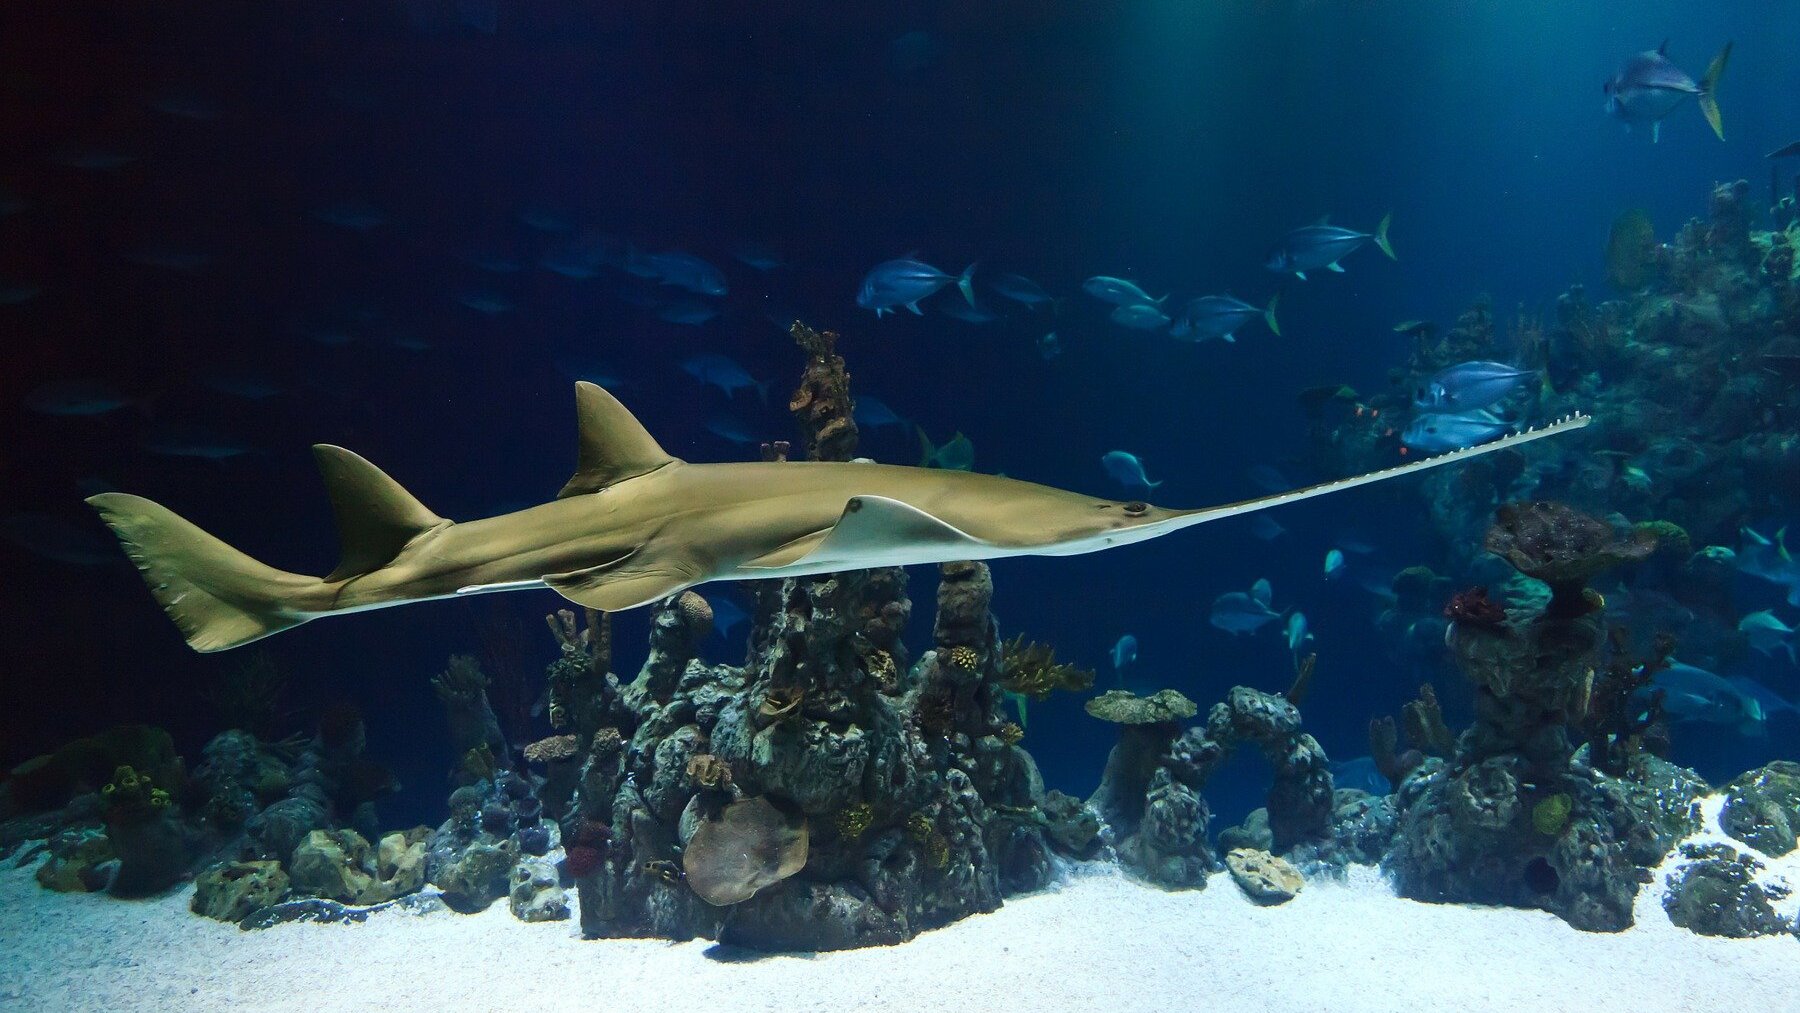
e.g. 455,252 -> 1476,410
559,382 -> 681,498
312,445 -> 449,581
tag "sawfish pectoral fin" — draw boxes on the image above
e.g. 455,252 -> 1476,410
542,549 -> 700,612
744,494 -> 994,572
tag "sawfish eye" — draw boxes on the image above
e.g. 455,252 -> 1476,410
1123,501 -> 1148,516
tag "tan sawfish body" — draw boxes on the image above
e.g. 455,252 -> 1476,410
87,382 -> 1590,652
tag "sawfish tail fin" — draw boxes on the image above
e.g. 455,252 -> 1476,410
1699,41 -> 1731,141
86,493 -> 323,652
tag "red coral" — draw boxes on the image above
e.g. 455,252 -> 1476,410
563,845 -> 603,878
1443,586 -> 1507,628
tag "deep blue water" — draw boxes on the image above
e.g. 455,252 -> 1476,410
2,3 -> 1796,827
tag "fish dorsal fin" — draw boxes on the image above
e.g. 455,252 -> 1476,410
1658,38 -> 1669,56
313,445 -> 449,581
559,382 -> 680,498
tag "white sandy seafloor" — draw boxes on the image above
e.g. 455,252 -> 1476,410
3,795 -> 1798,1013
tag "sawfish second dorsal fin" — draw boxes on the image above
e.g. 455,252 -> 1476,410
559,382 -> 680,499
313,445 -> 449,581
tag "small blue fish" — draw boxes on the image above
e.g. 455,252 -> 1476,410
852,396 -> 905,431
1415,361 -> 1535,411
1286,611 -> 1314,654
1323,549 -> 1346,581
918,429 -> 974,471
1171,293 -> 1279,342
705,412 -> 764,445
1210,578 -> 1281,636
1738,526 -> 1800,608
1101,451 -> 1161,491
1265,214 -> 1395,279
1402,409 -> 1510,453
1109,304 -> 1171,331
1037,332 -> 1062,361
1083,276 -> 1163,309
1247,464 -> 1291,493
140,423 -> 254,459
938,293 -> 1001,324
1739,611 -> 1796,665
1605,41 -> 1731,142
457,290 -> 514,315
990,273 -> 1053,307
732,242 -> 785,272
1111,634 -> 1138,673
645,252 -> 728,297
25,380 -> 134,416
682,354 -> 767,403
1329,756 -> 1391,796
709,595 -> 749,638
858,258 -> 975,317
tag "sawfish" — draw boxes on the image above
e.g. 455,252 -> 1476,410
88,383 -> 1590,652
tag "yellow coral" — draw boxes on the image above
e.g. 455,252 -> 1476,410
835,803 -> 875,841
1532,793 -> 1573,836
864,649 -> 897,689
945,645 -> 980,671
997,634 -> 1094,700
997,722 -> 1025,745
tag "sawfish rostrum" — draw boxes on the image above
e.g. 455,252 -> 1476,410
88,383 -> 1590,651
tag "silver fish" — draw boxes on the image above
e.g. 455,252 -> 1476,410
1604,41 -> 1731,142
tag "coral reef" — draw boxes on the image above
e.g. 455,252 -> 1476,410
1661,843 -> 1793,938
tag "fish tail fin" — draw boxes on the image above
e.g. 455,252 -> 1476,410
1264,290 -> 1282,336
916,426 -> 936,467
1147,478 -> 1163,490
1374,212 -> 1396,260
1698,41 -> 1731,141
957,263 -> 978,307
86,493 -> 323,652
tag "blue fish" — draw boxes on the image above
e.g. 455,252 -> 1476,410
25,380 -> 135,416
852,396 -> 906,431
1329,756 -> 1391,796
1738,526 -> 1800,608
1111,634 -> 1138,673
1082,276 -> 1163,308
1642,660 -> 1765,734
705,412 -> 764,445
709,595 -> 749,638
990,273 -> 1053,307
139,423 -> 254,460
1402,409 -> 1510,453
917,429 -> 974,471
645,252 -> 728,297
1171,293 -> 1279,342
682,354 -> 768,403
1286,611 -> 1314,654
1109,304 -> 1171,331
1037,332 -> 1062,361
1605,42 -> 1731,142
1101,451 -> 1161,491
1415,361 -> 1535,411
732,242 -> 785,272
1323,549 -> 1346,580
1265,214 -> 1395,279
1210,578 -> 1281,636
1250,516 -> 1286,541
858,258 -> 975,317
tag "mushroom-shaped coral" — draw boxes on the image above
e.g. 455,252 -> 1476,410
681,796 -> 809,906
523,734 -> 580,766
684,753 -> 733,792
1484,501 -> 1654,617
1085,688 -> 1197,725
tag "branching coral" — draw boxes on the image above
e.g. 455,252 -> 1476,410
997,634 -> 1094,700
